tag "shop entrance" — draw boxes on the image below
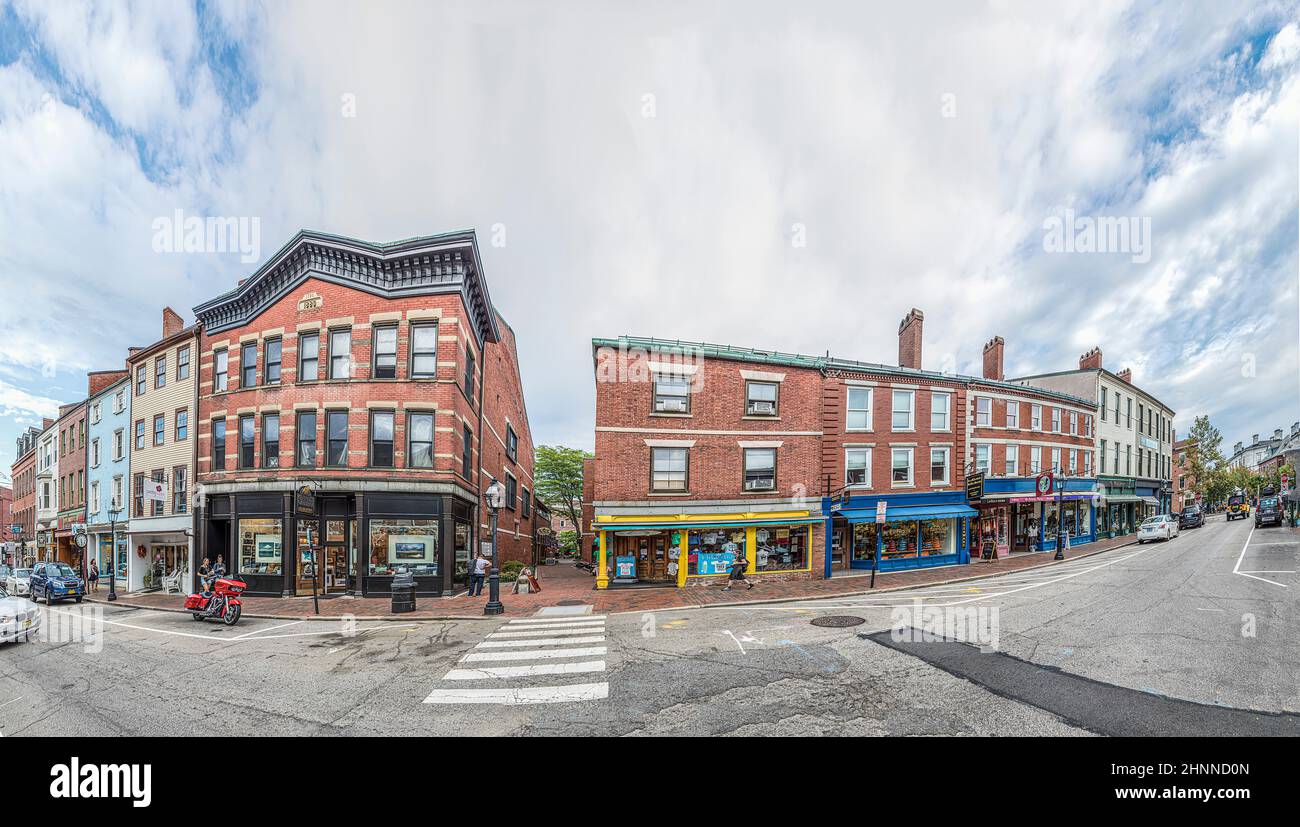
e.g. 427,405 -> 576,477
296,518 -> 351,595
615,534 -> 673,582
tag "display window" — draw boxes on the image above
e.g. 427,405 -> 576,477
756,526 -> 808,572
238,518 -> 283,575
851,522 -> 879,562
454,521 -> 472,581
920,520 -> 954,556
881,520 -> 918,560
369,519 -> 439,576
688,529 -> 744,575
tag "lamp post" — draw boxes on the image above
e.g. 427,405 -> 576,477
1054,468 -> 1067,561
107,507 -> 122,602
483,479 -> 506,616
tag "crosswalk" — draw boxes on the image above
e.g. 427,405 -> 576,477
423,614 -> 611,705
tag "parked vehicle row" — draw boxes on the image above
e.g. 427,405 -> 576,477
0,582 -> 41,645
1255,496 -> 1284,528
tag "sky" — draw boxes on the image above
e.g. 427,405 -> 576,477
0,0 -> 1297,480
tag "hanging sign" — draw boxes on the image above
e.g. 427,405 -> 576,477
875,501 -> 887,524
295,485 -> 316,516
965,472 -> 985,500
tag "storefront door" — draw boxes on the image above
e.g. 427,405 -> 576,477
638,535 -> 670,581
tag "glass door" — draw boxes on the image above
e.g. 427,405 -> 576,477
296,519 -> 319,595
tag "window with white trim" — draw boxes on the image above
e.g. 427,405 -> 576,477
845,449 -> 871,487
1030,446 -> 1042,473
652,374 -> 691,414
1031,404 -> 1042,430
974,444 -> 990,474
1069,412 -> 1078,435
1006,401 -> 1019,429
846,387 -> 872,431
891,390 -> 914,431
931,392 -> 950,431
891,447 -> 913,486
651,447 -> 688,492
1084,450 -> 1092,476
975,397 -> 992,427
1051,408 -> 1061,433
1051,448 -> 1062,472
1005,444 -> 1018,475
742,448 -> 776,491
1069,450 -> 1078,473
930,447 -> 950,485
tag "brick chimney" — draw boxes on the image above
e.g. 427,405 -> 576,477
898,308 -> 924,370
1079,347 -> 1102,371
162,306 -> 185,338
982,336 -> 1005,381
1116,368 -> 1132,384
87,370 -> 129,398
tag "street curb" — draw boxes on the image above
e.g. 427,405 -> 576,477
82,540 -> 1140,623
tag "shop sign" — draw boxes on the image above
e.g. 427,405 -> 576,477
294,485 -> 316,516
696,552 -> 736,576
615,555 -> 636,578
1139,436 -> 1158,450
143,479 -> 167,502
9,524 -> 20,536
1035,472 -> 1054,496
965,472 -> 985,500
875,501 -> 887,524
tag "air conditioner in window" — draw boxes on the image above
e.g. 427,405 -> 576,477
658,399 -> 687,413
749,401 -> 775,415
745,478 -> 774,491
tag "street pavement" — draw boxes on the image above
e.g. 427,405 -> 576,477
1,514 -> 1295,736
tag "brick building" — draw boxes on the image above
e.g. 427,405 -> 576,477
8,425 -> 41,567
53,400 -> 88,572
1172,436 -> 1194,513
590,336 -> 826,589
192,229 -> 536,598
0,484 -> 12,565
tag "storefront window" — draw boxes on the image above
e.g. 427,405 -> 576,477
369,519 -> 439,576
238,518 -> 283,575
454,521 -> 471,581
851,522 -> 879,562
920,519 -> 954,557
881,520 -> 917,560
756,526 -> 808,571
688,529 -> 743,575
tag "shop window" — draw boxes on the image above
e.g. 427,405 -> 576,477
296,411 -> 318,468
177,345 -> 190,380
974,444 -> 990,474
920,519 -> 954,557
891,390 -> 914,431
370,411 -> 395,467
369,519 -> 439,576
214,349 -> 228,392
328,329 -> 351,380
931,447 -> 950,485
688,529 -> 744,575
651,447 -> 688,492
265,338 -> 282,384
975,397 -> 992,426
745,381 -> 779,416
238,415 -> 255,469
881,520 -> 918,560
743,448 -> 776,491
408,412 -> 434,468
1006,401 -> 1019,429
931,392 -> 950,431
299,333 -> 319,382
756,526 -> 807,571
1005,444 -> 1018,476
846,448 -> 871,487
238,518 -> 283,575
155,355 -> 166,389
653,374 -> 691,414
846,387 -> 872,430
411,323 -> 437,378
326,410 -> 349,467
212,420 -> 226,470
851,523 -> 879,563
373,325 -> 398,379
891,447 -> 913,486
263,414 -> 280,468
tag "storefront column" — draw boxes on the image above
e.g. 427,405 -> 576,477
676,530 -> 689,587
596,530 -> 609,590
744,526 -> 757,575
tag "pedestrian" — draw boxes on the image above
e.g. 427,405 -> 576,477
469,553 -> 490,597
88,559 -> 99,593
197,557 -> 212,595
721,551 -> 752,591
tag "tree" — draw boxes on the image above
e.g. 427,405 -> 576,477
1180,415 -> 1224,502
534,445 -> 590,548
556,529 -> 578,554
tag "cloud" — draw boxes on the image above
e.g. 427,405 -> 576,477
0,0 -> 1295,462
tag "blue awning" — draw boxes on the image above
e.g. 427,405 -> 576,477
837,504 -> 978,523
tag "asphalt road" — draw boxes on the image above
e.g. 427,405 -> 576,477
1,514 -> 1295,736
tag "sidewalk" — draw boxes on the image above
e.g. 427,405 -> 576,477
85,533 -> 1140,621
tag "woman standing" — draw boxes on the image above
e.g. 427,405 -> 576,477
88,559 -> 99,593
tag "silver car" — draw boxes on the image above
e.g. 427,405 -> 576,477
4,568 -> 32,596
0,582 -> 41,644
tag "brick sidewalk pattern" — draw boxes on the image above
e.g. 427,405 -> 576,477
84,532 -> 1143,621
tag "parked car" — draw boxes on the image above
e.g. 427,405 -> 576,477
1179,505 -> 1205,529
1226,495 -> 1249,521
3,567 -> 32,596
0,582 -> 41,644
28,562 -> 84,605
1137,514 -> 1179,543
1255,496 -> 1283,528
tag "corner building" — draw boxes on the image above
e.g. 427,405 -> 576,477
194,230 -> 535,598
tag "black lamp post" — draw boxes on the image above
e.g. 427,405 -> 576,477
107,507 -> 122,602
1054,469 -> 1067,561
483,479 -> 505,616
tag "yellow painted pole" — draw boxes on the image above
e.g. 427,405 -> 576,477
596,530 -> 609,590
745,526 -> 757,574
676,529 -> 689,587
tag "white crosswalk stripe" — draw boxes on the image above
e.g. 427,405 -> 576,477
422,615 -> 613,704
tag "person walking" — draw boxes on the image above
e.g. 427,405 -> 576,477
721,550 -> 752,591
88,559 -> 99,593
469,553 -> 490,597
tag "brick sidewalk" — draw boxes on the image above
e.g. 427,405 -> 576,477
86,533 -> 1140,621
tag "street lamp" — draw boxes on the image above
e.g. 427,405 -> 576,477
483,479 -> 506,616
107,507 -> 122,602
1054,468 -> 1067,561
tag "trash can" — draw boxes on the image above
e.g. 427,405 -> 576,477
391,571 -> 416,614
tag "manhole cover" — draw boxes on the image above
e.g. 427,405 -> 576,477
556,600 -> 588,607
810,615 -> 865,628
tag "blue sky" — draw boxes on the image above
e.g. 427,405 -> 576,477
0,0 -> 1297,481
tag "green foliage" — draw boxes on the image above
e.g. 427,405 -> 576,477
556,529 -> 578,552
500,560 -> 526,581
535,445 -> 590,534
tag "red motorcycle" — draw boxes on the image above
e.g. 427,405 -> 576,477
184,575 -> 246,626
